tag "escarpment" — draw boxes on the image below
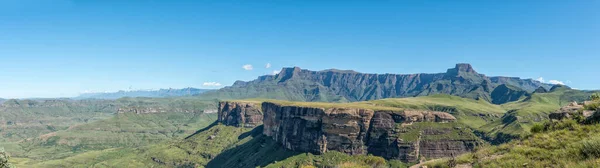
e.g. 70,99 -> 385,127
217,101 -> 480,163
262,103 -> 375,155
217,101 -> 263,128
211,64 -> 552,103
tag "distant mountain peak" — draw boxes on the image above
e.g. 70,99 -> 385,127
550,84 -> 571,92
75,87 -> 212,99
276,67 -> 304,82
446,63 -> 477,75
534,86 -> 548,93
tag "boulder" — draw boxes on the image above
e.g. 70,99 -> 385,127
549,102 -> 583,120
585,108 -> 600,124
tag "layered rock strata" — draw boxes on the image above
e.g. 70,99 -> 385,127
217,101 -> 479,162
217,101 -> 263,128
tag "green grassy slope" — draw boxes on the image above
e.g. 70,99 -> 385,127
477,87 -> 595,143
20,124 -> 266,167
0,99 -> 117,142
26,124 -> 409,168
264,152 -> 409,168
425,120 -> 600,168
370,95 -> 506,129
16,112 -> 217,161
1,97 -> 219,166
0,99 -> 118,158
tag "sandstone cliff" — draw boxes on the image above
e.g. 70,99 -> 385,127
217,101 -> 263,128
218,101 -> 480,163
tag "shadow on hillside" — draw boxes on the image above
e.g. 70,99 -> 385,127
206,126 -> 301,168
184,121 -> 219,139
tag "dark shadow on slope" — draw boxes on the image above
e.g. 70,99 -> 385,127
206,126 -> 301,168
185,121 -> 219,139
237,125 -> 262,140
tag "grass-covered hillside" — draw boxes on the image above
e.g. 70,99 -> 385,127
16,112 -> 217,161
424,119 -> 600,168
0,99 -> 117,142
423,97 -> 600,168
0,97 -> 219,167
23,124 -> 410,168
478,86 -> 596,144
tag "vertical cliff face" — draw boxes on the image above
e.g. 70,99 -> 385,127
262,102 -> 374,154
260,102 -> 479,163
217,101 -> 480,162
217,101 -> 263,128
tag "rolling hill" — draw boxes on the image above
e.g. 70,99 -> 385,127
0,97 -> 219,166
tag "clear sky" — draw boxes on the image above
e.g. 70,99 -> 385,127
0,0 -> 598,98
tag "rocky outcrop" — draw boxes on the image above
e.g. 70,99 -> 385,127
259,102 -> 476,163
117,107 -> 202,114
394,110 -> 456,123
262,103 -> 374,154
549,101 -> 598,121
585,108 -> 600,124
217,102 -> 262,128
549,102 -> 584,120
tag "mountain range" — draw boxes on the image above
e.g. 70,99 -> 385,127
201,63 -> 552,104
75,87 -> 212,100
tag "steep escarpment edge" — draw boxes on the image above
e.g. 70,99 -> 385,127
217,100 -> 481,163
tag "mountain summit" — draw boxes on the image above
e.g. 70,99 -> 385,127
447,63 -> 477,74
203,64 -> 552,103
445,63 -> 479,77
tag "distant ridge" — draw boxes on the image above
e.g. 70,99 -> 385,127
76,87 -> 212,99
202,63 -> 553,104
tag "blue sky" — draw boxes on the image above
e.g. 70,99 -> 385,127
0,0 -> 598,98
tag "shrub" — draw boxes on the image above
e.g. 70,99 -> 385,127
585,101 -> 600,111
544,119 -> 580,132
363,155 -> 386,167
591,93 -> 600,101
0,148 -> 15,168
531,123 -> 544,133
579,136 -> 600,158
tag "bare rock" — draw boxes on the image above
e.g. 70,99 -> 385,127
262,102 -> 471,163
549,101 -> 583,120
396,110 -> 457,123
217,101 -> 263,128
